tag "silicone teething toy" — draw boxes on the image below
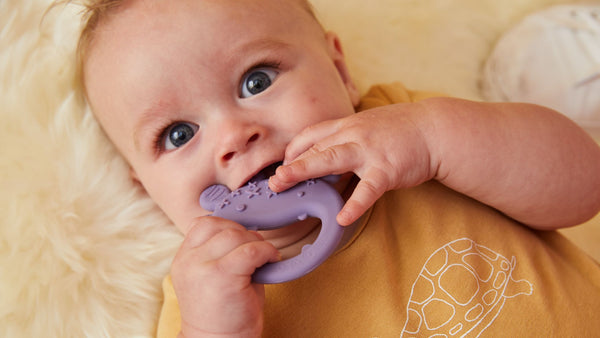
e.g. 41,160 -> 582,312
200,176 -> 344,284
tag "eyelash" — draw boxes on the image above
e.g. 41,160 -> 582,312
153,120 -> 177,155
242,59 -> 282,81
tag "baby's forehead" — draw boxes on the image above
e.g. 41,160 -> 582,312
109,0 -> 314,22
83,0 -> 326,114
93,0 -> 321,44
83,0 -> 326,109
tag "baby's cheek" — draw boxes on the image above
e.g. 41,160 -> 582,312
156,199 -> 203,235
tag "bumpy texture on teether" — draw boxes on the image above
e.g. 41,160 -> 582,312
200,177 -> 344,284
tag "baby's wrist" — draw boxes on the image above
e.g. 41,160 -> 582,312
179,325 -> 261,338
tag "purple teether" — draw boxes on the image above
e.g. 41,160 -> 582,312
200,177 -> 344,284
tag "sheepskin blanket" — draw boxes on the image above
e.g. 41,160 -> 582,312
1,0 -> 596,336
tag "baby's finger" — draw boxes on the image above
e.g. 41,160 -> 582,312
269,142 -> 360,192
199,226 -> 266,261
283,119 -> 342,164
337,172 -> 388,225
218,241 -> 281,278
182,216 -> 247,250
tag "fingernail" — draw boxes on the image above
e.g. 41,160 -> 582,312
337,210 -> 353,226
268,176 -> 279,191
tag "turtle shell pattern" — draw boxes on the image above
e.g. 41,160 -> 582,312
401,238 -> 534,337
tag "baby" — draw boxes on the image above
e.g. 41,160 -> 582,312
75,0 -> 600,336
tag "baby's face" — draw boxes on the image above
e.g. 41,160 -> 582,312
84,0 -> 359,233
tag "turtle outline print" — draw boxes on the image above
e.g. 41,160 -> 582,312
401,238 -> 534,337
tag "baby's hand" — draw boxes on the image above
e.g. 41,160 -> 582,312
170,216 -> 280,337
269,103 -> 435,226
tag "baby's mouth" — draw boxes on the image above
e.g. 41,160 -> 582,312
245,161 -> 283,186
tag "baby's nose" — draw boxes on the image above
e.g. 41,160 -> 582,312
220,133 -> 260,162
216,121 -> 264,165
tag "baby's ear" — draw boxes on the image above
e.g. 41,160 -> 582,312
325,32 -> 360,107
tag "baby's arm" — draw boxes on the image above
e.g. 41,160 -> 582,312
416,98 -> 600,229
269,98 -> 600,230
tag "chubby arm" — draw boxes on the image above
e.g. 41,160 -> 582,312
269,97 -> 600,230
419,98 -> 600,229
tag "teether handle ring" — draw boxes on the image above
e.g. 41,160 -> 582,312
200,179 -> 344,284
252,187 -> 343,284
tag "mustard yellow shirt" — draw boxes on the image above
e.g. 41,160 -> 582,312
158,83 -> 600,337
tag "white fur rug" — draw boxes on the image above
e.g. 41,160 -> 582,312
1,0 -> 595,336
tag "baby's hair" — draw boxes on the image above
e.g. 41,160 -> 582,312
47,0 -> 123,93
52,0 -> 321,95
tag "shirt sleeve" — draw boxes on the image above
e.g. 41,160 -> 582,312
357,82 -> 445,111
156,275 -> 181,338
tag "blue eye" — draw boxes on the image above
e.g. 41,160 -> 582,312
164,122 -> 199,150
240,68 -> 278,98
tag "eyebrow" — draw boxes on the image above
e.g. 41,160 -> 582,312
133,99 -> 177,152
225,38 -> 293,67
